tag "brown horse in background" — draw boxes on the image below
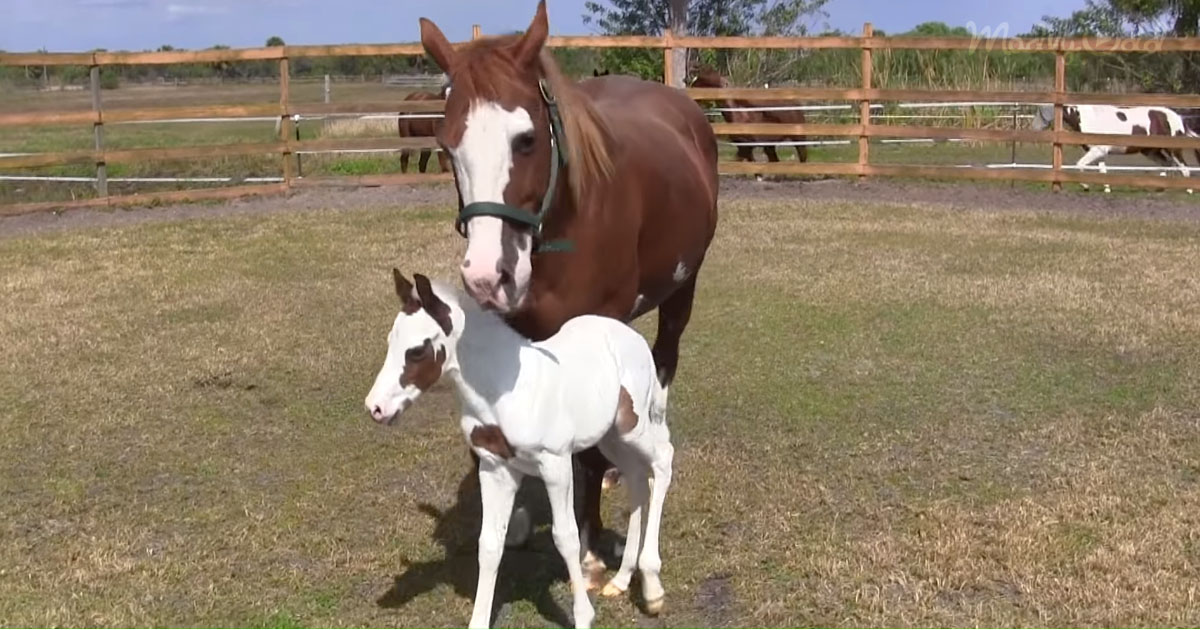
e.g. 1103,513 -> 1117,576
398,88 -> 450,173
417,0 -> 718,621
691,65 -> 808,165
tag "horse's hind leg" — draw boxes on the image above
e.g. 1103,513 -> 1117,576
652,269 -> 700,392
795,141 -> 808,163
418,149 -> 432,173
577,446 -> 611,591
437,149 -> 451,173
1168,149 -> 1193,194
400,149 -> 411,174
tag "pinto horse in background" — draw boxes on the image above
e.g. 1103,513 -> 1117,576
1033,104 -> 1198,193
418,0 -> 718,614
397,86 -> 451,173
690,65 -> 808,170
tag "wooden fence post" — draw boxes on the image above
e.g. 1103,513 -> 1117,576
858,22 -> 873,181
1052,50 -> 1065,192
279,56 -> 293,187
663,28 -> 674,87
324,74 -> 331,104
472,24 -> 482,40
90,64 -> 108,198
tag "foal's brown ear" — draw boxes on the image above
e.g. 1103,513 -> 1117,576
512,0 -> 549,68
393,268 -> 420,314
413,274 -> 453,335
419,17 -> 456,73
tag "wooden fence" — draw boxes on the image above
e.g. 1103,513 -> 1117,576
4,26 -> 1200,215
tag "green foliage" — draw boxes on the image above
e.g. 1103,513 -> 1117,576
583,0 -> 829,78
1030,0 -> 1200,91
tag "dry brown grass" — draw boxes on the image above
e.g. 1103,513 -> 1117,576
1,195 -> 1199,626
319,117 -> 399,139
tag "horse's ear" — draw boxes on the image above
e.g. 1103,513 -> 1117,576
420,17 -> 456,73
512,0 -> 549,68
393,268 -> 420,313
413,274 -> 453,335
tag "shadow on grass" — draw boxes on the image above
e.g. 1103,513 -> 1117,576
377,465 -> 583,627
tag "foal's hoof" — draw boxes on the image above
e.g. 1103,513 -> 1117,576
599,581 -> 627,598
644,596 -> 665,616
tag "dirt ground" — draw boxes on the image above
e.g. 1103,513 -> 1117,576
3,176 -> 1199,240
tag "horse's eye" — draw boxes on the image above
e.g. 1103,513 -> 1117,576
512,132 -> 535,155
405,343 -> 429,363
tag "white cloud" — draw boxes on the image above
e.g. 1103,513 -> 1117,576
165,2 -> 229,19
76,0 -> 150,7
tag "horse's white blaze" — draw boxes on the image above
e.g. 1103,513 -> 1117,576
452,101 -> 536,309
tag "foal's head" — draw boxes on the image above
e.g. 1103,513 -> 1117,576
419,1 -> 611,313
365,270 -> 457,425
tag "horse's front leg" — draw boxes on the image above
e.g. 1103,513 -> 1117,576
470,458 -> 523,629
539,453 -> 596,629
1075,146 -> 1108,192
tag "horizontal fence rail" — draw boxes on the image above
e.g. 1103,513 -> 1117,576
5,25 -> 1200,214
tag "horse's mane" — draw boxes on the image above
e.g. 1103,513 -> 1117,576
450,37 -> 614,199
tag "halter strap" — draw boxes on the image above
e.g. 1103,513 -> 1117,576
455,78 -> 572,253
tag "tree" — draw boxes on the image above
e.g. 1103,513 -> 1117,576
583,0 -> 828,84
1032,0 -> 1200,91
266,36 -> 286,47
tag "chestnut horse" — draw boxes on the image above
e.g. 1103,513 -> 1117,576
691,65 -> 809,165
419,0 -> 718,608
398,88 -> 451,173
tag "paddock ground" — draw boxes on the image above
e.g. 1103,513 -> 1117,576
2,178 -> 1200,627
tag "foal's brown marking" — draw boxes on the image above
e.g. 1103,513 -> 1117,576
394,269 -> 421,315
615,386 -> 638,435
1116,110 -> 1127,122
400,340 -> 446,390
414,273 -> 454,335
470,425 -> 514,459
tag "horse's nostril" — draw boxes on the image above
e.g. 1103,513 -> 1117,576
498,269 -> 513,286
372,406 -> 383,418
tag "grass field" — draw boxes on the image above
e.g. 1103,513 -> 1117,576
3,190 -> 1200,627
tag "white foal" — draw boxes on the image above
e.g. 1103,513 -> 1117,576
365,271 -> 674,629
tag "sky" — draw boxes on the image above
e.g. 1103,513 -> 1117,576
2,0 -> 1091,53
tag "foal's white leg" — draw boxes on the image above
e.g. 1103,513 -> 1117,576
639,439 -> 674,615
1099,160 -> 1111,194
539,454 -> 595,629
598,443 -> 649,599
469,461 -> 522,630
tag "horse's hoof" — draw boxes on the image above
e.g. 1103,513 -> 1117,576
644,596 -> 664,616
583,552 -> 607,591
601,468 -> 621,490
599,581 -> 627,598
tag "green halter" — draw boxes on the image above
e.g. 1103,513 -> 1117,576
455,79 -> 572,254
